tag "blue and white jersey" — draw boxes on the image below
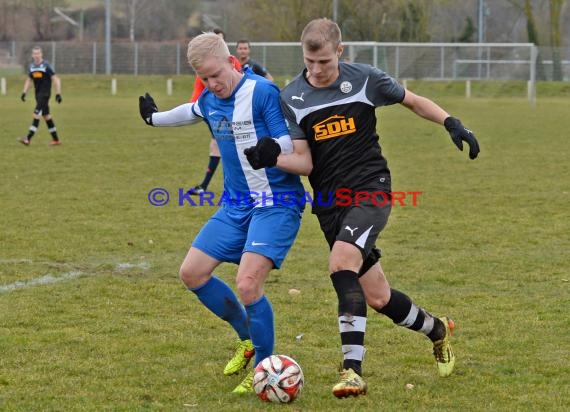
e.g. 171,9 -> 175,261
153,69 -> 305,209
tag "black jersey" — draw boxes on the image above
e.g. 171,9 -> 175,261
242,58 -> 269,78
281,62 -> 405,213
28,60 -> 56,97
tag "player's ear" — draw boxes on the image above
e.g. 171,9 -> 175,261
336,43 -> 344,58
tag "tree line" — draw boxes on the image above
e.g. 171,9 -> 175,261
1,1 -> 567,44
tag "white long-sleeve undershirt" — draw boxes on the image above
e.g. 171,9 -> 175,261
151,102 -> 293,154
151,103 -> 201,127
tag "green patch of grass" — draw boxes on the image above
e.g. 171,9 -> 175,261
1,77 -> 569,411
399,79 -> 570,99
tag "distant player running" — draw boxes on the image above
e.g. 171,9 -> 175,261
19,46 -> 62,146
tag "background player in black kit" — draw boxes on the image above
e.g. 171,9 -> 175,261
244,18 -> 480,399
235,39 -> 274,81
19,46 -> 62,146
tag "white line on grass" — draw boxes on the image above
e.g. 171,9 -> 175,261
0,261 -> 150,294
0,271 -> 84,294
116,262 -> 150,270
0,258 -> 34,264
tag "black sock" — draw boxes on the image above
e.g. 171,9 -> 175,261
378,288 -> 444,342
200,156 -> 220,189
330,270 -> 367,375
46,119 -> 59,140
27,118 -> 40,139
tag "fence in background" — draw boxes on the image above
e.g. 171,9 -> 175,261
1,40 -> 569,101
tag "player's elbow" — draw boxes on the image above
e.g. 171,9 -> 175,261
299,161 -> 312,176
298,152 -> 313,176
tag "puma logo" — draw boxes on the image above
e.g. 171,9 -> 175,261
344,226 -> 358,236
291,92 -> 304,102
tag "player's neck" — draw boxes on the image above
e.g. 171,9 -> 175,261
305,68 -> 339,88
228,71 -> 244,95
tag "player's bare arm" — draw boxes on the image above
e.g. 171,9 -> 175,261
275,139 -> 312,176
53,75 -> 62,103
22,78 -> 31,95
401,89 -> 480,159
400,89 -> 449,124
53,75 -> 62,94
21,78 -> 32,102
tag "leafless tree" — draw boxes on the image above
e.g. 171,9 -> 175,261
549,0 -> 565,80
117,0 -> 155,42
0,0 -> 18,41
23,0 -> 68,41
113,0 -> 200,41
236,0 -> 331,41
237,0 -> 439,42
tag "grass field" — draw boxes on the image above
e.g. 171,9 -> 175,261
1,76 -> 569,411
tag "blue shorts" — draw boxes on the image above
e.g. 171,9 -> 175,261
192,205 -> 302,268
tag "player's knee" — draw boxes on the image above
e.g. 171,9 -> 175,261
178,266 -> 191,286
236,276 -> 259,305
367,290 -> 391,310
329,256 -> 361,273
329,242 -> 363,273
179,265 -> 203,289
209,140 -> 219,155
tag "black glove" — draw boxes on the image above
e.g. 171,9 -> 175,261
21,92 -> 26,102
444,116 -> 480,160
244,137 -> 281,169
55,94 -> 62,104
139,92 -> 158,126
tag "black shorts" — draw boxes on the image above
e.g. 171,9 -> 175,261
34,95 -> 50,116
316,187 -> 391,272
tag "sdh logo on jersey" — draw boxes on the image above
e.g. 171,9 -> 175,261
313,115 -> 356,141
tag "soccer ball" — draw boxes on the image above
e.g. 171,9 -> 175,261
253,354 -> 304,403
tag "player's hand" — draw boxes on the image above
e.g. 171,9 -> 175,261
21,92 -> 26,102
244,137 -> 281,169
444,116 -> 480,160
139,92 -> 157,126
55,94 -> 62,104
